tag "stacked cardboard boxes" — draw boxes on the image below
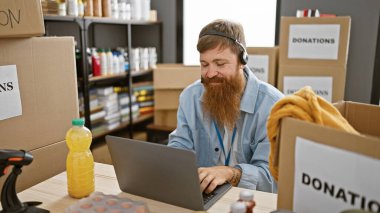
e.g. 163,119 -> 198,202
276,102 -> 380,212
246,47 -> 279,87
153,64 -> 200,127
277,17 -> 351,102
0,0 -> 78,191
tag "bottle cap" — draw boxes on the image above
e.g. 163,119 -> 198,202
230,201 -> 246,213
72,118 -> 85,126
239,190 -> 254,201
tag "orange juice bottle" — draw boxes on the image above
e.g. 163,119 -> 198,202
65,118 -> 94,198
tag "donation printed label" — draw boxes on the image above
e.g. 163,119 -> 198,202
248,55 -> 269,83
293,137 -> 380,213
283,76 -> 333,102
288,24 -> 340,60
0,65 -> 22,120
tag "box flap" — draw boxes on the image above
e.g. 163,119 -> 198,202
344,102 -> 380,138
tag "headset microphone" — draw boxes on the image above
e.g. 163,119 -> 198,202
199,29 -> 248,65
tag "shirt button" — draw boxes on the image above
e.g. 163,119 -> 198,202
215,147 -> 219,152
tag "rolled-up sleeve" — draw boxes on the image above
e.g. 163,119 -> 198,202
236,137 -> 277,193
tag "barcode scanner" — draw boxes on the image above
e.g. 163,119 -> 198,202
0,149 -> 49,213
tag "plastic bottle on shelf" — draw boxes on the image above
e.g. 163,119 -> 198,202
102,0 -> 111,17
84,0 -> 93,16
130,0 -> 141,20
141,0 -> 150,21
68,0 -> 79,16
65,118 -> 95,199
93,0 -> 102,17
112,52 -> 119,74
106,48 -> 114,75
58,2 -> 67,16
78,0 -> 84,16
118,51 -> 125,73
99,48 -> 108,76
230,201 -> 246,213
111,0 -> 119,19
125,2 -> 131,20
148,47 -> 157,69
91,48 -> 101,76
238,190 -> 256,213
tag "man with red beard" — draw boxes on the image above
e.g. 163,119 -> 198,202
168,19 -> 283,194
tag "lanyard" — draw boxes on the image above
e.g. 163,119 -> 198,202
213,121 -> 237,166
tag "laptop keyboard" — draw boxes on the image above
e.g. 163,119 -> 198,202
202,191 -> 217,204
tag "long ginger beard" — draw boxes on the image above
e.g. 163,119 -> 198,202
202,69 -> 245,130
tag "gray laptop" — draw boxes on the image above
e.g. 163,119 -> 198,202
106,135 -> 232,210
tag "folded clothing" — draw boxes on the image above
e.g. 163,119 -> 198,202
266,86 -> 358,181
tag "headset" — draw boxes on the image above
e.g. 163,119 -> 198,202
199,29 -> 248,65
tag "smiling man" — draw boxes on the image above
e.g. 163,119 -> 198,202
168,19 -> 283,194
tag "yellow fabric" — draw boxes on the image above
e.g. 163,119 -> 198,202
266,86 -> 359,182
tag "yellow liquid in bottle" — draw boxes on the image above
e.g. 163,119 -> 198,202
66,125 -> 94,198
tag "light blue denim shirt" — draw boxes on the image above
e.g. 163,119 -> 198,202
168,67 -> 283,193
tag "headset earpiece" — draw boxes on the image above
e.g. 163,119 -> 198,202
235,41 -> 248,65
200,30 -> 248,65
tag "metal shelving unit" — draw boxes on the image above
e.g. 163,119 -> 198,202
44,15 -> 161,139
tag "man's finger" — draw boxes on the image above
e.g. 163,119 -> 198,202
205,178 -> 225,194
198,168 -> 208,183
200,175 -> 214,193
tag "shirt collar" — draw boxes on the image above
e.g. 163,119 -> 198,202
199,66 -> 259,114
240,66 -> 259,114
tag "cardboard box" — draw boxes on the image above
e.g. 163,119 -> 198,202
278,17 -> 350,102
279,17 -> 351,67
246,47 -> 279,86
277,65 -> 346,102
154,64 -> 200,89
17,141 -> 68,191
0,0 -> 45,38
0,37 -> 79,151
277,102 -> 380,212
154,89 -> 183,110
154,109 -> 177,127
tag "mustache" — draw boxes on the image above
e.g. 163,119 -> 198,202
201,76 -> 225,84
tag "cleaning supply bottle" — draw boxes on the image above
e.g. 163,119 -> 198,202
66,118 -> 95,198
230,201 -> 247,213
238,190 -> 256,213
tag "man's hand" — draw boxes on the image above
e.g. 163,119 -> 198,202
198,166 -> 234,194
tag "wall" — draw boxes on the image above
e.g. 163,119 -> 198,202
152,0 -> 178,63
277,0 -> 380,104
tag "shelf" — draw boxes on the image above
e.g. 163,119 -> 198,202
43,15 -> 77,22
131,69 -> 153,77
92,113 -> 153,139
44,14 -> 161,139
92,122 -> 128,139
84,17 -> 161,25
44,15 -> 160,25
89,73 -> 127,83
86,69 -> 153,84
133,113 -> 154,124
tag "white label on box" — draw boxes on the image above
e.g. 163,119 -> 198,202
288,24 -> 340,60
283,76 -> 333,102
0,65 -> 22,120
247,55 -> 269,82
293,137 -> 380,213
